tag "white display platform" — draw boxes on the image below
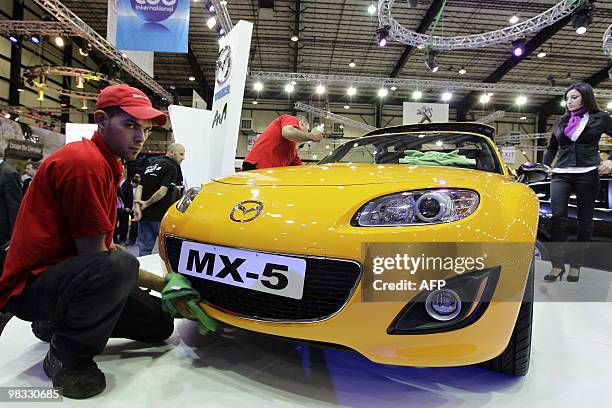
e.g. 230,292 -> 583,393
1,260 -> 610,407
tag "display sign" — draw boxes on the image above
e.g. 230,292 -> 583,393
65,123 -> 98,145
115,0 -> 190,53
403,102 -> 449,124
208,20 -> 254,177
5,139 -> 43,160
500,147 -> 517,164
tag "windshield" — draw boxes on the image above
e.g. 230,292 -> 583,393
319,132 -> 503,174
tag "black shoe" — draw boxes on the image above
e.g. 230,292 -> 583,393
567,267 -> 580,282
544,267 -> 565,282
43,344 -> 106,399
32,321 -> 58,343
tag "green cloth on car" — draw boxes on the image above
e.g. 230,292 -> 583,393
399,149 -> 476,167
161,272 -> 217,335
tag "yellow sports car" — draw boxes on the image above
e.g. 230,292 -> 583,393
159,122 -> 539,376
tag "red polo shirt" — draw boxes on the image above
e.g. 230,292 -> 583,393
244,115 -> 303,169
0,132 -> 123,309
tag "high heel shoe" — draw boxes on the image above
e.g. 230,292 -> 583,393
567,267 -> 580,282
544,267 -> 565,282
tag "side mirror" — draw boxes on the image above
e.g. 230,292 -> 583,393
517,162 -> 549,183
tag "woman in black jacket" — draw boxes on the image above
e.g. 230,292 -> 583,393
542,82 -> 612,282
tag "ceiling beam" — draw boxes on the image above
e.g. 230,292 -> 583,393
186,44 -> 213,106
456,12 -> 574,121
389,0 -> 445,78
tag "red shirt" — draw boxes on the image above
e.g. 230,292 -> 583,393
0,132 -> 123,309
244,115 -> 303,169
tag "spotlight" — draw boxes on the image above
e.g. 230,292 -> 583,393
206,1 -> 215,13
346,86 -> 357,96
509,15 -> 519,24
479,94 -> 490,104
315,84 -> 325,94
8,33 -> 19,44
376,26 -> 390,47
188,76 -> 196,81
207,16 -> 217,29
572,6 -> 593,35
606,101 -> 612,110
378,87 -> 388,98
4,112 -> 10,119
79,47 -> 89,56
290,80 -> 296,85
560,99 -> 567,107
252,99 -> 258,105
516,95 -> 527,106
390,86 -> 397,91
217,26 -> 226,36
253,82 -> 263,91
520,116 -> 527,120
81,99 -> 88,110
368,4 -> 377,15
291,35 -> 299,42
458,67 -> 467,75
441,91 -> 452,102
537,50 -> 547,58
425,49 -> 439,72
512,39 -> 526,57
30,35 -> 41,45
284,83 -> 294,93
76,75 -> 84,89
344,105 -> 350,109
54,36 -> 64,47
348,60 -> 356,68
412,90 -> 422,100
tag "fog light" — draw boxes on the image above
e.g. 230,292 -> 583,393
425,289 -> 461,321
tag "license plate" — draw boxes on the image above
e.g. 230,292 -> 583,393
177,241 -> 306,300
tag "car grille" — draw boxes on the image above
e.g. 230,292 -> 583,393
164,236 -> 362,322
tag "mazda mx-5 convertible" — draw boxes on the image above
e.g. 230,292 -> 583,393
159,122 -> 539,376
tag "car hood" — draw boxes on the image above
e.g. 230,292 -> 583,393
214,163 -> 500,187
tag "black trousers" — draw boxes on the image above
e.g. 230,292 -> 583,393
549,170 -> 600,268
242,161 -> 257,171
115,210 -> 130,243
6,251 -> 174,368
128,220 -> 139,244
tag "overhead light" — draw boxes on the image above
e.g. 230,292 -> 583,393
560,99 -> 567,107
81,100 -> 88,110
512,39 -> 526,57
54,36 -> 64,47
315,84 -> 325,94
254,81 -> 264,91
425,49 -> 439,72
8,33 -> 19,44
284,83 -> 294,93
572,6 -> 593,35
4,113 -> 10,119
509,15 -> 519,24
290,80 -> 296,85
458,67 -> 467,75
412,90 -> 423,100
368,4 -> 377,15
14,116 -> 19,122
188,76 -> 196,81
520,116 -> 527,120
606,101 -> 612,110
217,26 -> 226,36
30,35 -> 41,45
441,92 -> 452,102
516,95 -> 527,106
376,26 -> 390,47
207,16 -> 217,29
378,87 -> 388,98
348,60 -> 356,68
347,86 -> 357,96
220,0 -> 227,5
537,50 -> 547,58
291,35 -> 299,42
344,105 -> 350,109
252,99 -> 258,105
479,94 -> 490,104
121,53 -> 128,58
390,86 -> 397,91
76,75 -> 84,89
206,1 -> 215,13
487,92 -> 494,96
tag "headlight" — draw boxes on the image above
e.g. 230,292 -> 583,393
176,187 -> 201,213
354,189 -> 479,226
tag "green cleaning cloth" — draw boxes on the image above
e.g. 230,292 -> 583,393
161,272 -> 218,335
399,149 -> 476,167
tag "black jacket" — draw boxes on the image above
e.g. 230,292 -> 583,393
543,111 -> 612,168
0,161 -> 23,245
118,180 -> 134,213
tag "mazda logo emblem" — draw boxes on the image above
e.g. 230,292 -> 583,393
230,200 -> 264,222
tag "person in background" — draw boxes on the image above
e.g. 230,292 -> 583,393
22,162 -> 38,195
127,175 -> 140,246
114,176 -> 133,244
0,84 -> 173,399
134,144 -> 185,256
242,114 -> 323,170
542,82 -> 612,282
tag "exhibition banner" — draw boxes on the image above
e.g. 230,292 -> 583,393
65,123 -> 98,145
403,102 -> 449,124
107,0 -> 154,77
115,0 -> 190,53
209,20 -> 254,177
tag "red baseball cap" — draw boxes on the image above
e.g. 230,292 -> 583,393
96,84 -> 167,126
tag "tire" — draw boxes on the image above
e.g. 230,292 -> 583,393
479,259 -> 534,376
534,239 -> 548,261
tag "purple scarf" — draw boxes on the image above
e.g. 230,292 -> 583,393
564,107 -> 588,140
